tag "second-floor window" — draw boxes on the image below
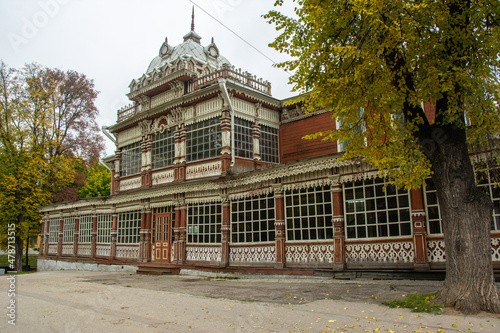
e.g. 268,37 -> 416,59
121,142 -> 142,176
152,130 -> 174,169
186,118 -> 221,162
260,125 -> 279,163
234,117 -> 253,159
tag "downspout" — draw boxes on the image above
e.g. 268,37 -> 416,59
218,79 -> 235,167
101,126 -> 116,144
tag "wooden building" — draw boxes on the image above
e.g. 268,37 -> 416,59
38,16 -> 500,275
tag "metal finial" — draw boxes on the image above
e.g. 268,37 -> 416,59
191,6 -> 195,31
211,37 -> 214,43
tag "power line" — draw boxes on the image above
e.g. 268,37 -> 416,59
189,0 -> 290,75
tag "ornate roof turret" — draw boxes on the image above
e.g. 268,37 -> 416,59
146,7 -> 230,74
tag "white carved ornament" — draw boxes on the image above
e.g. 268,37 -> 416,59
115,245 -> 140,258
345,242 -> 414,263
285,244 -> 335,263
96,245 -> 111,257
48,244 -> 58,254
78,244 -> 92,256
120,176 -> 142,191
186,246 -> 222,262
229,246 -> 276,263
152,170 -> 175,185
61,245 -> 74,255
427,238 -> 500,262
186,161 -> 222,180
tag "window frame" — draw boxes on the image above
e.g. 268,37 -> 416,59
259,125 -> 279,163
121,142 -> 142,176
231,194 -> 276,244
152,129 -> 174,170
187,203 -> 222,244
186,118 -> 222,162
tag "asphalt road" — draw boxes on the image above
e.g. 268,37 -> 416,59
1,270 -> 499,332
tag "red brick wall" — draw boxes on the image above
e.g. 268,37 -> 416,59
280,112 -> 338,164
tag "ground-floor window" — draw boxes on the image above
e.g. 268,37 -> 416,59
231,194 -> 275,243
97,214 -> 113,243
187,203 -> 222,243
476,163 -> 500,231
63,216 -> 76,243
423,178 -> 442,234
285,186 -> 333,241
79,215 -> 93,243
117,211 -> 141,244
344,178 -> 411,239
48,218 -> 60,243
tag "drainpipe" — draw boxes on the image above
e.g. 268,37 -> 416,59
99,159 -> 112,171
218,79 -> 235,167
101,126 -> 116,144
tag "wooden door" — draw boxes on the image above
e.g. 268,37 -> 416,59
153,214 -> 171,262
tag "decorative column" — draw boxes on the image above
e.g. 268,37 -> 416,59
110,209 -> 118,260
57,215 -> 64,259
330,175 -> 346,271
174,124 -> 187,182
273,184 -> 286,268
220,195 -> 230,267
44,217 -> 50,256
114,150 -> 121,194
90,210 -> 98,259
220,108 -> 232,173
139,202 -> 152,262
73,215 -> 80,258
176,198 -> 187,264
39,216 -> 46,256
411,188 -> 430,271
141,135 -> 152,188
173,204 -> 181,263
252,120 -> 261,163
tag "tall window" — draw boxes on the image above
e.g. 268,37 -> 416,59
117,211 -> 141,244
476,163 -> 500,231
231,194 -> 275,243
285,186 -> 333,241
97,214 -> 113,243
344,178 -> 412,239
63,216 -> 76,243
48,218 -> 60,243
186,118 -> 221,162
187,203 -> 222,243
79,215 -> 93,243
336,109 -> 365,152
260,125 -> 279,163
121,142 -> 142,176
423,178 -> 442,234
152,130 -> 174,169
234,117 -> 253,159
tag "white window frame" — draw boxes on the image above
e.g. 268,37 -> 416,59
97,214 -> 113,243
121,142 -> 142,176
152,129 -> 174,169
284,186 -> 334,241
231,194 -> 275,243
259,125 -> 279,163
62,216 -> 76,243
187,203 -> 222,244
79,215 -> 93,243
117,211 -> 141,244
48,218 -> 60,243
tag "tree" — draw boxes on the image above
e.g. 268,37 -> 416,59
0,62 -> 104,272
266,0 -> 500,314
78,162 -> 111,198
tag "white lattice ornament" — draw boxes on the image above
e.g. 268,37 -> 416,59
229,246 -> 276,263
285,244 -> 334,263
346,242 -> 414,263
186,246 -> 221,262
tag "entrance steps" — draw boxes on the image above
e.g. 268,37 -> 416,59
136,262 -> 180,275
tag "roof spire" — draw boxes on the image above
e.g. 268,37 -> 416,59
191,6 -> 195,31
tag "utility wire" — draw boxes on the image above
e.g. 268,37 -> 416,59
189,0 -> 291,76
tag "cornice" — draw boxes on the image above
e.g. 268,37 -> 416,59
127,69 -> 196,100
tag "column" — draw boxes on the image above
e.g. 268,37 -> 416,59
252,120 -> 261,164
73,216 -> 80,258
330,175 -> 346,271
141,136 -> 152,188
411,188 -> 430,271
176,199 -> 187,264
220,195 -> 230,267
273,184 -> 286,268
173,205 -> 181,263
139,202 -> 152,262
174,124 -> 187,182
39,217 -> 46,256
44,218 -> 50,256
90,212 -> 98,259
57,216 -> 64,259
110,210 -> 118,259
220,109 -> 232,174
114,150 -> 121,193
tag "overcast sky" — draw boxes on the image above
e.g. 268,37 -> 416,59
0,0 -> 297,156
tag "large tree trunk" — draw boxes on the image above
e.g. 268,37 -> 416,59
426,127 -> 500,314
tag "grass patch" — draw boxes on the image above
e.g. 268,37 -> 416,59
382,293 -> 443,314
0,254 -> 38,267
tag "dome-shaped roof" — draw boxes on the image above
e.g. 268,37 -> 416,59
146,8 -> 231,74
146,38 -> 231,74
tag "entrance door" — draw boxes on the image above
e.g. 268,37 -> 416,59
153,214 -> 172,262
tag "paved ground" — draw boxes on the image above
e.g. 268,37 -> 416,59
1,270 -> 500,332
